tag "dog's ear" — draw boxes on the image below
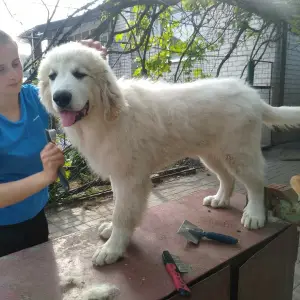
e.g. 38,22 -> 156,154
95,62 -> 125,122
37,79 -> 57,116
37,61 -> 58,117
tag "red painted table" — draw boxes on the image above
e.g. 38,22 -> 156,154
0,189 -> 298,300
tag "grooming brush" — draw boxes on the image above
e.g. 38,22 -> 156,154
170,254 -> 192,273
45,129 -> 70,191
177,220 -> 238,245
162,250 -> 191,297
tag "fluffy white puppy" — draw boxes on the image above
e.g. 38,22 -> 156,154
38,42 -> 300,266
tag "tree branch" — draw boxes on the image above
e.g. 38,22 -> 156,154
253,25 -> 278,65
118,11 -> 143,61
239,22 -> 270,78
239,24 -> 279,80
141,5 -> 159,76
2,0 -> 25,28
174,4 -> 218,82
216,20 -> 248,77
23,0 -> 97,75
215,0 -> 298,23
114,6 -> 150,35
23,0 -> 60,70
107,5 -> 168,55
106,16 -> 118,48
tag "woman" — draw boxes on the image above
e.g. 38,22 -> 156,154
0,30 -> 106,257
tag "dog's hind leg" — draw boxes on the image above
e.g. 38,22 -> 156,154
223,150 -> 266,230
200,155 -> 235,208
92,176 -> 151,266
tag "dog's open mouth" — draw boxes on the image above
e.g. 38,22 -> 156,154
59,101 -> 89,127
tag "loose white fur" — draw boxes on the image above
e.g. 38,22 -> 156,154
81,284 -> 120,300
60,277 -> 120,300
38,42 -> 300,267
58,253 -> 120,300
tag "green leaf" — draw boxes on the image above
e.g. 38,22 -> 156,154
193,68 -> 202,78
115,33 -> 124,42
291,15 -> 300,35
65,170 -> 71,179
133,67 -> 142,77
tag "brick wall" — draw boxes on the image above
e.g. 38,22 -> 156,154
284,31 -> 300,106
271,29 -> 300,145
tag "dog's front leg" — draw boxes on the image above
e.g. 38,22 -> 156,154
92,176 -> 150,266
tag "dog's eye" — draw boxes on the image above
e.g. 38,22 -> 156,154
49,72 -> 57,81
72,70 -> 87,79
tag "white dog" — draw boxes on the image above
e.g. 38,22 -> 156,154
38,42 -> 300,268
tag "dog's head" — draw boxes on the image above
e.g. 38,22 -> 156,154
37,42 -> 124,127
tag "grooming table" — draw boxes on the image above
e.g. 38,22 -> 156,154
0,189 -> 298,300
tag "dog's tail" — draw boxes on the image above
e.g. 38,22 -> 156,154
262,101 -> 300,129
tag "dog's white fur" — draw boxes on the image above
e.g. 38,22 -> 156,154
38,42 -> 300,269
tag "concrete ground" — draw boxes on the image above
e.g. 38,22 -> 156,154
45,145 -> 300,299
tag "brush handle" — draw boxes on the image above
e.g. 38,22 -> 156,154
204,232 -> 238,244
165,263 -> 191,297
189,229 -> 238,244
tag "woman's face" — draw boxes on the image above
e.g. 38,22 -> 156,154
0,42 -> 23,97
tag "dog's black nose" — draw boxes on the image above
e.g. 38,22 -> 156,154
53,90 -> 72,108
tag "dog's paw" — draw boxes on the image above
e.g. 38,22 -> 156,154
203,195 -> 229,208
82,283 -> 120,300
92,242 -> 124,266
98,222 -> 113,240
241,205 -> 265,229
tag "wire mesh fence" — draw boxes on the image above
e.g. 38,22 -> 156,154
48,132 -> 113,207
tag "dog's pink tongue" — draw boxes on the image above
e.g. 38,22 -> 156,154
59,111 -> 77,127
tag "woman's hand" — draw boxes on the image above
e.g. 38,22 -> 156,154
40,142 -> 65,184
79,39 -> 108,60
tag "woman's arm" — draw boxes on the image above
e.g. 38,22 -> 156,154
0,171 -> 52,208
0,142 -> 64,209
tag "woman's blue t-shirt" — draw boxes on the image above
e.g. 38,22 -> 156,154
0,84 -> 49,225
